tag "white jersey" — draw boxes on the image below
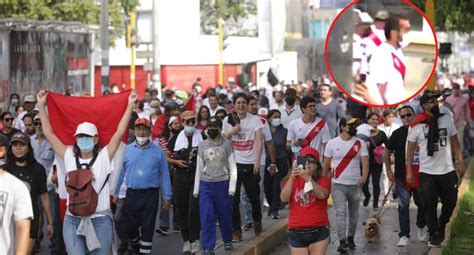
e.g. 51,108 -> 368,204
324,136 -> 368,185
353,34 -> 364,76
360,26 -> 386,76
407,114 -> 457,175
223,113 -> 263,164
278,104 -> 302,129
366,42 -> 406,105
288,117 -> 331,160
260,118 -> 272,166
377,123 -> 401,139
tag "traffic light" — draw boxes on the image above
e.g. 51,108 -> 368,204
126,12 -> 137,48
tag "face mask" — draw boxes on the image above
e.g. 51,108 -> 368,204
399,32 -> 412,48
207,129 -> 220,139
286,96 -> 296,106
216,88 -> 221,95
77,137 -> 95,153
271,118 -> 281,127
171,128 -> 181,135
136,136 -> 149,145
11,99 -> 19,105
291,145 -> 301,155
160,107 -> 165,114
430,105 -> 440,116
348,126 -> 357,136
184,126 -> 195,134
14,154 -> 28,163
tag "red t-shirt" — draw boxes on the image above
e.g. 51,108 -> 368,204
287,176 -> 331,229
468,99 -> 474,120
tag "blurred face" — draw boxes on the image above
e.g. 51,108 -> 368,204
2,114 -> 14,128
170,121 -> 181,130
423,98 -> 438,113
23,117 -> 35,135
24,102 -> 35,112
170,109 -> 180,117
235,97 -> 248,115
303,102 -> 317,116
200,108 -> 209,120
399,18 -> 411,35
34,119 -> 42,134
399,108 -> 413,126
453,88 -> 461,96
319,86 -> 331,99
134,125 -> 151,138
274,92 -> 283,103
149,103 -> 160,115
368,115 -> 379,127
184,118 -> 196,127
305,157 -> 318,174
384,113 -> 394,125
209,96 -> 218,108
269,112 -> 281,121
248,99 -> 258,115
12,142 -> 28,158
144,92 -> 152,102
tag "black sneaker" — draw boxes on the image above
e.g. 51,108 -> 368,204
224,242 -> 233,251
438,225 -> 446,243
346,236 -> 356,250
337,240 -> 349,253
173,226 -> 181,233
428,233 -> 441,247
155,227 -> 169,235
363,195 -> 370,207
243,223 -> 253,231
272,214 -> 281,220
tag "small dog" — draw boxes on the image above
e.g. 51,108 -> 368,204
363,211 -> 381,242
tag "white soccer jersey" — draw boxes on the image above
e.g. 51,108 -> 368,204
366,42 -> 406,105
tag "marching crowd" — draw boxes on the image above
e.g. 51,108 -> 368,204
0,74 -> 472,255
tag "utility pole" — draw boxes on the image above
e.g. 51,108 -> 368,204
152,0 -> 162,99
100,0 -> 109,94
218,18 -> 224,85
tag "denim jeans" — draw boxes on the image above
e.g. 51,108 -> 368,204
48,190 -> 64,255
331,183 -> 361,240
241,165 -> 265,224
63,215 -> 113,255
395,178 -> 426,238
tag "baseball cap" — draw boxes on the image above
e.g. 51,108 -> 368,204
168,116 -> 178,126
24,95 -> 36,103
300,147 -> 320,162
181,110 -> 196,120
419,90 -> 441,106
207,116 -> 222,129
10,132 -> 30,145
135,118 -> 151,128
375,10 -> 389,20
74,122 -> 98,137
339,117 -> 362,127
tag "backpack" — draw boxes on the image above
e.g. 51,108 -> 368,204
66,153 -> 109,217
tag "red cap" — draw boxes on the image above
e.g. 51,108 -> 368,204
299,147 -> 320,161
135,118 -> 151,128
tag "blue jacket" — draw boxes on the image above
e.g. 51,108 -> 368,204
116,140 -> 172,200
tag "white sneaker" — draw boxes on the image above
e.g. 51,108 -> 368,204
182,241 -> 191,253
418,227 -> 427,242
191,241 -> 200,254
397,236 -> 409,247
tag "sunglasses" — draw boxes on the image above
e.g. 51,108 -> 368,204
76,134 -> 93,138
4,118 -> 13,122
400,113 -> 413,119
34,122 -> 42,126
306,104 -> 316,108
185,119 -> 196,125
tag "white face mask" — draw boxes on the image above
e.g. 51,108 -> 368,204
136,136 -> 149,145
399,32 -> 412,48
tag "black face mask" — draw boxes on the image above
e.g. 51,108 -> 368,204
171,128 -> 181,135
286,96 -> 296,106
430,105 -> 440,116
348,126 -> 357,136
207,129 -> 220,139
14,154 -> 28,163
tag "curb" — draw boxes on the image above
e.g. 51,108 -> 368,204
428,158 -> 473,255
233,218 -> 288,255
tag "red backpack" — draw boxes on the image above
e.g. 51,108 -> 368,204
66,153 -> 109,217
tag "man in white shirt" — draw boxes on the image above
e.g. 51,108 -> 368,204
288,96 -> 331,164
0,164 -> 34,255
323,118 -> 368,253
270,91 -> 285,110
278,89 -> 302,128
223,93 -> 264,242
208,94 -> 224,117
406,90 -> 465,247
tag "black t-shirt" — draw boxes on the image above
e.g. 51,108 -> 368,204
385,126 -> 408,179
367,131 -> 387,167
3,128 -> 21,141
6,162 -> 47,216
167,132 -> 206,171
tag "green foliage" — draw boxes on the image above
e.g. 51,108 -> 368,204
410,0 -> 474,33
200,0 -> 258,36
0,0 -> 140,46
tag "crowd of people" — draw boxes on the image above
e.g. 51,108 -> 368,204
0,73 -> 471,255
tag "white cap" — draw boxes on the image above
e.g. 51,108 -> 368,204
359,12 -> 373,23
168,116 -> 178,126
74,122 -> 98,136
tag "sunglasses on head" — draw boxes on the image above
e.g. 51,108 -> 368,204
400,113 -> 413,119
4,118 -> 13,122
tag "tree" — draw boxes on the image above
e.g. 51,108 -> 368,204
0,0 -> 140,46
411,0 -> 474,34
200,0 -> 258,37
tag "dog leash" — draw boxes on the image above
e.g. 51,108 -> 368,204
378,181 -> 395,218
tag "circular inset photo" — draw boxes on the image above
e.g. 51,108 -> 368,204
325,0 -> 438,107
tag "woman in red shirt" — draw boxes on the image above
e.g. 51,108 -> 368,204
281,147 -> 331,255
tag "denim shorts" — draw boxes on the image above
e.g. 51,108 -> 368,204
288,226 -> 330,248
